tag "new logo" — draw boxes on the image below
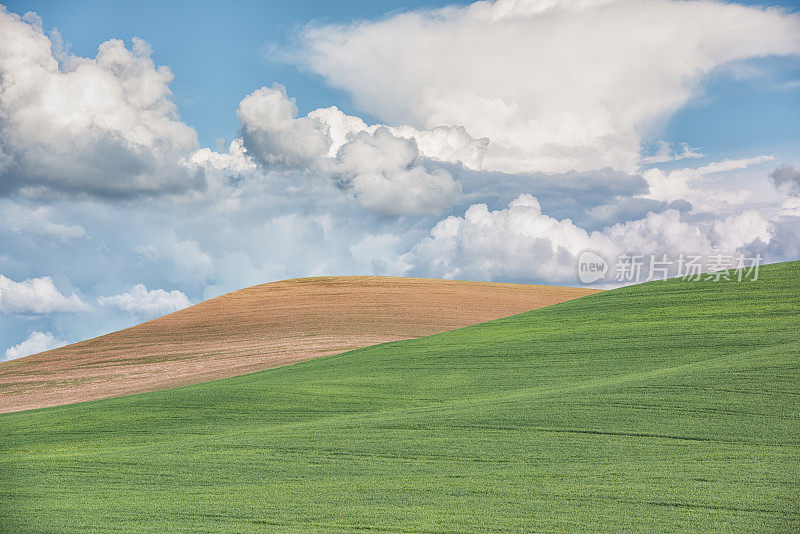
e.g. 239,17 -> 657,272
577,251 -> 608,284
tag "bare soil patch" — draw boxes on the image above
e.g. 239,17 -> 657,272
0,276 -> 599,412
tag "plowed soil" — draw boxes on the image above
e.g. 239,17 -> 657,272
0,276 -> 599,412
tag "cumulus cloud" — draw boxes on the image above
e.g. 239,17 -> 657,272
711,209 -> 773,253
605,208 -> 772,261
308,105 -> 489,169
403,194 -> 614,282
293,0 -> 800,173
336,128 -> 461,215
234,85 -> 463,214
641,156 -> 775,213
0,7 -> 204,197
603,210 -> 712,258
237,85 -> 332,168
402,194 -> 776,284
3,331 -> 67,361
188,138 -> 258,175
0,274 -> 88,314
769,164 -> 800,195
98,284 -> 192,317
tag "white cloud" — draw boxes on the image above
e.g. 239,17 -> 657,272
237,84 -> 331,168
188,138 -> 257,174
98,284 -> 192,317
1,204 -> 86,241
293,0 -> 800,174
337,128 -> 461,215
234,85 -> 463,214
604,209 -> 714,258
712,209 -> 774,253
402,194 -> 777,284
3,331 -> 67,361
0,7 -> 203,197
778,197 -> 800,217
0,275 -> 88,314
403,194 -> 615,282
641,142 -> 703,165
389,125 -> 489,171
308,105 -> 489,169
641,156 -> 776,212
699,156 -> 776,175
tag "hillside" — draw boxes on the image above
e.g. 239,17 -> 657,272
1,262 -> 798,532
0,277 -> 597,412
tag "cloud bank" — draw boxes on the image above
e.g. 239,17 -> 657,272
235,84 -> 470,214
294,0 -> 800,173
403,193 -> 774,283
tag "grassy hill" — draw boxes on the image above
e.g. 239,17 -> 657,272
0,277 -> 595,413
1,262 -> 798,532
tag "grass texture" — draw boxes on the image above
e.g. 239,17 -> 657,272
1,262 -> 798,532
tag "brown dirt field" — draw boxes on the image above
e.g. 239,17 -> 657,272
0,276 -> 600,413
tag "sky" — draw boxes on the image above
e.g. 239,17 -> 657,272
1,0 -> 799,360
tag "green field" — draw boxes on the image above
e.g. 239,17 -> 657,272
1,262 -> 799,532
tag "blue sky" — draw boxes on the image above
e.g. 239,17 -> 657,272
661,55 -> 800,162
1,0 -> 799,359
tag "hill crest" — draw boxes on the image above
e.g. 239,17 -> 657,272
0,276 -> 599,412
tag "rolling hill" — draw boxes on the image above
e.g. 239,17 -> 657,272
0,277 -> 597,413
1,262 -> 798,532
